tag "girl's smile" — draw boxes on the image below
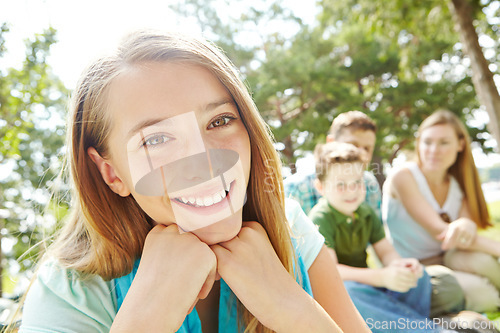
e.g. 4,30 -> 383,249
104,61 -> 251,244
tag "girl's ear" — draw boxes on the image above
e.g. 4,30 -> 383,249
314,178 -> 324,195
87,147 -> 131,197
458,138 -> 465,152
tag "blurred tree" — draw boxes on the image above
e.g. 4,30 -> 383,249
170,0 -> 496,182
448,0 -> 500,146
319,0 -> 498,183
0,25 -> 68,296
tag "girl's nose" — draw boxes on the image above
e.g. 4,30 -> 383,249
429,143 -> 439,153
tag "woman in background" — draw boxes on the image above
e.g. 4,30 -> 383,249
383,109 -> 500,313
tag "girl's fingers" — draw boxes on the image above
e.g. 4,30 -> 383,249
442,227 -> 459,250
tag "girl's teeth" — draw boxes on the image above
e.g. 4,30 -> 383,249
213,192 -> 222,204
176,182 -> 232,207
203,196 -> 214,206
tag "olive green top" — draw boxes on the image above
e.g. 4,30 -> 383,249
309,198 -> 385,268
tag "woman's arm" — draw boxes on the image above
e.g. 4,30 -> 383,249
308,245 -> 371,333
454,198 -> 500,256
389,169 -> 477,250
470,236 -> 500,257
388,168 -> 449,238
391,169 -> 489,254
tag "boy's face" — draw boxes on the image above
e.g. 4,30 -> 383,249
329,129 -> 376,162
319,162 -> 366,216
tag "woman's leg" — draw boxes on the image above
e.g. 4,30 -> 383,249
445,269 -> 500,312
425,265 -> 465,317
445,250 -> 500,290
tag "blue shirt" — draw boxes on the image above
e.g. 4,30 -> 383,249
20,199 -> 322,333
114,253 -> 312,333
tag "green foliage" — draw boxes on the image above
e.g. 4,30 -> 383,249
0,25 -> 69,284
170,0 -> 495,175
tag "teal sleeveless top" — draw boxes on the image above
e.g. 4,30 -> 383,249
114,253 -> 312,333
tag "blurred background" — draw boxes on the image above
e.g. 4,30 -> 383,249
1,0 -> 500,325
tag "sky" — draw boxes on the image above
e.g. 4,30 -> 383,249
1,0 -> 499,169
0,0 -> 207,89
0,0 -> 316,89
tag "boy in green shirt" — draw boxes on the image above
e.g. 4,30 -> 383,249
309,142 -> 445,333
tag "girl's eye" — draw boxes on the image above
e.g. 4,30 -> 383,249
142,134 -> 172,147
208,115 -> 236,129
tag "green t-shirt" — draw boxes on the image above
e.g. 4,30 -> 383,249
308,198 -> 385,268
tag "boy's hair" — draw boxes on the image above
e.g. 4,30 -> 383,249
314,142 -> 367,181
329,110 -> 376,139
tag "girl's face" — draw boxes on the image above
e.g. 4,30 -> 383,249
100,62 -> 251,245
418,124 -> 463,173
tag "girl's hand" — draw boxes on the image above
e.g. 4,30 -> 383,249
438,217 -> 477,250
111,224 -> 217,333
380,259 -> 419,293
211,221 -> 338,332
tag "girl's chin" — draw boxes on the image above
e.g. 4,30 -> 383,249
188,211 -> 243,245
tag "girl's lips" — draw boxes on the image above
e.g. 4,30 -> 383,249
170,179 -> 237,215
175,188 -> 228,207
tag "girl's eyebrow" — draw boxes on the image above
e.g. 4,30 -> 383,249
127,117 -> 172,139
205,98 -> 235,112
127,98 -> 234,138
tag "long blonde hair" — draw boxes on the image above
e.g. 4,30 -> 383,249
50,30 -> 294,332
416,109 -> 491,228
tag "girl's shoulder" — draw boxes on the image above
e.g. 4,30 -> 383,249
20,257 -> 116,332
285,198 -> 325,270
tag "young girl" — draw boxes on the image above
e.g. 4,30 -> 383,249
19,30 -> 369,332
383,109 -> 500,312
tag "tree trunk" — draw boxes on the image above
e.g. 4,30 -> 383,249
448,0 -> 500,146
371,154 -> 386,189
282,135 -> 297,174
